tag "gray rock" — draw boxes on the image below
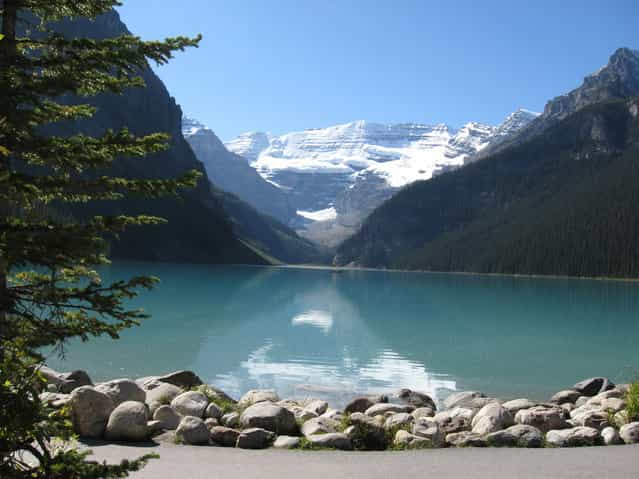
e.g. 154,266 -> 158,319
364,403 -> 413,416
434,407 -> 475,434
443,391 -> 486,410
205,402 -> 222,420
39,392 -> 70,409
236,427 -> 275,449
575,396 -> 589,407
573,377 -> 615,397
221,411 -> 240,428
502,398 -> 537,414
576,410 -> 610,431
411,407 -> 435,419
393,430 -> 433,449
619,422 -> 639,444
105,401 -> 149,442
240,402 -> 298,435
514,406 -> 569,433
306,433 -> 353,450
348,412 -> 387,450
301,416 -> 339,436
210,426 -> 240,447
384,412 -> 413,431
601,426 -> 623,445
145,382 -> 182,414
320,409 -> 345,422
204,418 -> 219,429
70,386 -> 115,438
546,426 -> 601,447
157,370 -> 203,389
344,395 -> 387,414
291,406 -> 317,422
485,424 -> 543,448
95,379 -> 145,407
147,420 -> 164,436
412,417 -> 444,447
273,435 -> 301,449
304,400 -> 329,416
471,402 -> 513,435
397,389 -> 436,410
153,405 -> 181,430
237,389 -> 280,408
599,397 -> 626,413
550,390 -> 580,404
176,416 -> 210,445
170,391 -> 209,418
446,431 -> 487,447
58,370 -> 93,394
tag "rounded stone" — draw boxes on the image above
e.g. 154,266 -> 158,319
153,405 -> 181,430
95,379 -> 145,407
236,427 -> 275,449
70,386 -> 115,438
176,416 -> 210,445
170,391 -> 209,418
105,401 -> 149,442
240,402 -> 298,435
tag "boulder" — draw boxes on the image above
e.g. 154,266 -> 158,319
514,406 -> 569,433
576,410 -> 610,431
291,406 -> 317,422
434,407 -> 475,434
546,426 -> 601,447
105,401 -> 149,442
147,420 -> 164,436
446,431 -> 487,447
236,428 -> 275,449
601,426 -> 623,445
301,416 -> 339,436
221,411 -> 240,428
502,398 -> 537,414
237,389 -> 280,408
145,382 -> 182,414
273,435 -> 301,449
550,390 -> 580,404
205,402 -> 223,420
471,402 -> 513,435
305,433 -> 352,450
70,386 -> 114,438
175,416 -> 210,445
397,389 -> 436,410
443,391 -> 486,410
573,377 -> 615,397
39,392 -> 70,409
240,402 -> 297,435
348,412 -> 387,450
599,398 -> 626,413
364,403 -> 413,416
410,407 -> 435,419
393,430 -> 433,449
485,424 -> 543,448
58,370 -> 93,394
210,426 -> 240,447
157,370 -> 203,389
170,391 -> 209,418
95,379 -> 145,407
412,417 -> 444,447
344,395 -> 387,414
384,412 -> 413,431
153,405 -> 181,430
204,418 -> 219,429
320,409 -> 345,421
304,400 -> 329,416
619,422 -> 639,444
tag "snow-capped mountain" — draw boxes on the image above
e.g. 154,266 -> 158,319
225,110 -> 537,246
182,117 -> 294,224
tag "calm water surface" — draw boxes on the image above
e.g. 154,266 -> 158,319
48,262 -> 639,406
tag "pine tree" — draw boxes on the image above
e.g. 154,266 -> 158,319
0,1 -> 201,476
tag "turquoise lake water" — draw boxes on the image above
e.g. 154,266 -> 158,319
48,262 -> 639,406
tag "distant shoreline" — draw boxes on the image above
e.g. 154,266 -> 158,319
276,263 -> 639,284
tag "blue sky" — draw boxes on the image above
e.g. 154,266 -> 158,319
117,0 -> 638,141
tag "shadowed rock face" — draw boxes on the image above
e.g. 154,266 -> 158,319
37,11 -> 266,264
476,48 -> 639,160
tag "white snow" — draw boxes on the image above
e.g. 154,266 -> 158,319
297,207 -> 338,222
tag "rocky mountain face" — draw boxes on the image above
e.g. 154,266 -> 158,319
45,12 -> 269,264
226,113 -> 536,246
334,49 -> 639,278
475,47 -> 639,160
182,118 -> 294,224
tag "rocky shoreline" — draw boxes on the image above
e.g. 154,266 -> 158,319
39,367 -> 639,450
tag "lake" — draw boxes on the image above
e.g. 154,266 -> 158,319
47,262 -> 639,407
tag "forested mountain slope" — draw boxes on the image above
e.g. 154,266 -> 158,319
335,98 -> 639,278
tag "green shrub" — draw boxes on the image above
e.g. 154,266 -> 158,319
626,381 -> 639,422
